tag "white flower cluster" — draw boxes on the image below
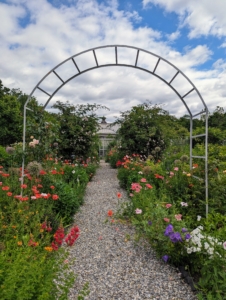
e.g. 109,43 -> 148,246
186,226 -> 222,257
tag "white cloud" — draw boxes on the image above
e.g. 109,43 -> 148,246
0,0 -> 226,122
143,0 -> 226,38
219,42 -> 226,49
166,30 -> 180,42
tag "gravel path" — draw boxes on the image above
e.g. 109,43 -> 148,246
68,161 -> 197,300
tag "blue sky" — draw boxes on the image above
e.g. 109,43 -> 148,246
0,0 -> 226,121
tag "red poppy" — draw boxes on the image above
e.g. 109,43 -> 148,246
35,193 -> 42,199
52,194 -> 59,200
21,184 -> 27,189
50,185 -> 55,189
51,170 -> 57,175
154,174 -> 164,180
7,192 -> 12,196
2,173 -> 10,177
20,196 -> 29,201
117,192 -> 122,198
107,210 -> 113,217
2,186 -> 10,191
40,170 -> 47,175
51,242 -> 58,251
26,174 -> 32,180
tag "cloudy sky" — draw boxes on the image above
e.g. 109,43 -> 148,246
1,0 -> 226,121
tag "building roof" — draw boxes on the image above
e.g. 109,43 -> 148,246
97,118 -> 120,136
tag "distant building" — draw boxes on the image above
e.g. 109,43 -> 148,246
98,117 -> 119,157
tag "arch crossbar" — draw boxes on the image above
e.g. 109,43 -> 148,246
22,45 -> 209,216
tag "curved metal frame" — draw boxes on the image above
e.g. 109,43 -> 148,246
22,44 -> 209,216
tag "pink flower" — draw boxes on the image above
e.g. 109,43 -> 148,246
170,171 -> 174,176
135,208 -> 142,214
31,196 -> 37,200
0,182 -> 2,186
146,184 -> 153,189
130,193 -> 134,197
140,178 -> 147,183
175,214 -> 182,221
174,167 -> 179,171
165,203 -> 172,208
223,241 -> 226,250
131,183 -> 142,191
33,139 -> 39,145
163,218 -> 170,222
181,202 -> 188,207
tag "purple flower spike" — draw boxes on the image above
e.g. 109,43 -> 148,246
162,255 -> 169,262
148,220 -> 152,225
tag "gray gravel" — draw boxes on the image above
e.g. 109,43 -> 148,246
68,161 -> 197,300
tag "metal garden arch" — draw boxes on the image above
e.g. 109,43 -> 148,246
22,45 -> 209,216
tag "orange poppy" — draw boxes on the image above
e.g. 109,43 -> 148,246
107,210 -> 113,217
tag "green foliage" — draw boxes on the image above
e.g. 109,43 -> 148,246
193,126 -> 226,145
0,93 -> 23,146
114,102 -> 188,161
0,146 -> 9,164
52,101 -> 108,159
77,282 -> 90,300
0,245 -> 73,300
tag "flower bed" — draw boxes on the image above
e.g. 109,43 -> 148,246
0,159 -> 98,299
115,154 -> 226,299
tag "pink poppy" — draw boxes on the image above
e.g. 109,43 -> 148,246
165,203 -> 172,208
140,178 -> 147,183
175,214 -> 182,221
146,184 -> 153,189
